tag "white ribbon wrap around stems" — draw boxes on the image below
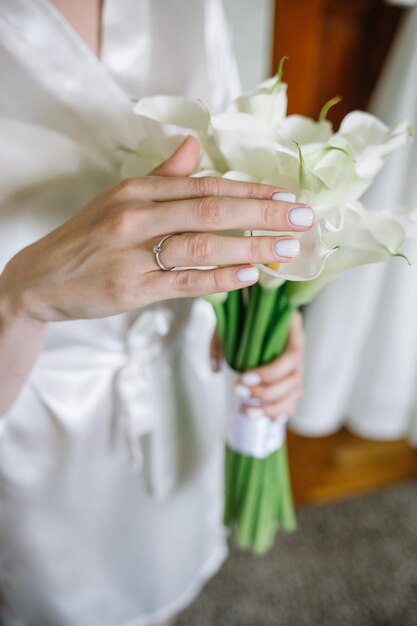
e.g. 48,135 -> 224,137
225,365 -> 287,458
227,410 -> 287,458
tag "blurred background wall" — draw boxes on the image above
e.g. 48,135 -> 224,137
223,0 -> 275,90
224,0 -> 403,123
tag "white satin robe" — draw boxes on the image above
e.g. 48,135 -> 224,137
291,2 -> 417,444
0,1 -> 240,624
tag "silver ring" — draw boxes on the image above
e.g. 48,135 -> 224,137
152,234 -> 176,271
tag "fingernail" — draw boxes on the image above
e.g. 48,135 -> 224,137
273,414 -> 290,423
241,372 -> 261,386
243,397 -> 261,406
236,267 -> 259,283
274,239 -> 300,258
289,207 -> 314,227
246,408 -> 265,418
235,384 -> 251,399
271,191 -> 296,203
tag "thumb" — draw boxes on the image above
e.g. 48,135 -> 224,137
149,135 -> 200,177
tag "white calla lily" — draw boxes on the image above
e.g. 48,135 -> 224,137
125,71 -> 412,303
329,112 -> 412,188
277,114 -> 333,146
211,114 -> 296,182
227,76 -> 288,127
252,224 -> 335,284
130,96 -> 227,172
222,170 -> 255,182
303,146 -> 368,205
281,203 -> 408,305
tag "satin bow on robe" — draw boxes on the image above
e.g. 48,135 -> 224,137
29,307 -> 182,500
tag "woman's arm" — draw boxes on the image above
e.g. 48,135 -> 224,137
0,292 -> 47,414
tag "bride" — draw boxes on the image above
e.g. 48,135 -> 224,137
0,1 -> 310,624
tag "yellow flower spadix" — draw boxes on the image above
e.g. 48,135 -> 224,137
266,262 -> 280,271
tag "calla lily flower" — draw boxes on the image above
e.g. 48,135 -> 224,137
278,114 -> 333,146
130,96 -> 226,173
257,202 -> 408,301
227,76 -> 288,127
124,73 -> 412,302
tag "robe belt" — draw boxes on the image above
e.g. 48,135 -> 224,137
30,308 -> 175,497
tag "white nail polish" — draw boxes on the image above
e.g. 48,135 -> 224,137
289,207 -> 314,227
235,384 -> 251,399
241,372 -> 261,386
236,267 -> 259,283
243,397 -> 261,406
274,239 -> 300,258
274,414 -> 290,423
246,408 -> 265,418
271,191 -> 296,203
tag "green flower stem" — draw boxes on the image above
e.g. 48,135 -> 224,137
224,446 -> 237,526
211,300 -> 227,345
235,456 -> 264,549
235,284 -> 260,372
227,452 -> 251,545
262,303 -> 296,363
263,286 -> 284,344
249,455 -> 270,551
229,286 -> 282,550
221,285 -> 298,554
254,451 -> 282,554
276,442 -> 297,531
224,450 -> 249,521
225,289 -> 241,366
235,453 -> 252,512
244,286 -> 278,368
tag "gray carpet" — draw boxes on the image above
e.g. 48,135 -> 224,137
177,481 -> 417,626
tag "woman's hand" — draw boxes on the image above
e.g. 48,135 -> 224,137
235,312 -> 304,421
0,137 -> 314,323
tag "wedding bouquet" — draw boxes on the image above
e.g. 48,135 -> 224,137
123,59 -> 412,553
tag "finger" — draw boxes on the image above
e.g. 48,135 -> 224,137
243,388 -> 302,421
122,174 -> 292,202
265,389 -> 303,420
146,196 -> 314,237
156,233 -> 300,269
149,136 -> 200,177
241,351 -> 301,386
239,373 -> 301,405
142,264 -> 260,300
